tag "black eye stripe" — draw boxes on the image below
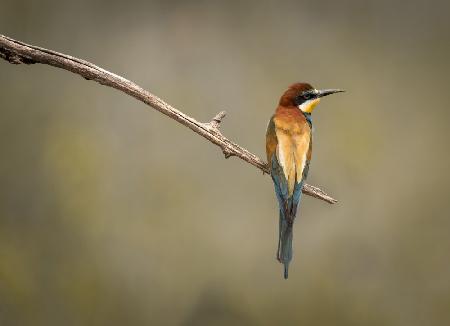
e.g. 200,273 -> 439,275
294,91 -> 316,106
302,91 -> 316,99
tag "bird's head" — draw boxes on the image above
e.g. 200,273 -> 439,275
279,82 -> 344,114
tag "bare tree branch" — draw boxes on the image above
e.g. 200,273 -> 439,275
0,34 -> 337,204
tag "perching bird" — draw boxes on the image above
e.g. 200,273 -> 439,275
266,83 -> 343,279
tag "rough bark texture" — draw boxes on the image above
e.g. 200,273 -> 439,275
0,34 -> 337,204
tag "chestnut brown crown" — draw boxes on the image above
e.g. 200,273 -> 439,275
279,83 -> 315,107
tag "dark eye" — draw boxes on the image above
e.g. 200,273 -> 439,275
303,93 -> 312,100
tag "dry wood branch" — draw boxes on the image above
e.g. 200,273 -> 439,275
0,34 -> 337,204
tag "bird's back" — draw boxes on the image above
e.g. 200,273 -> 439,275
267,107 -> 312,196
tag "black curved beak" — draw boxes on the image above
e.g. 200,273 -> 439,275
316,89 -> 345,98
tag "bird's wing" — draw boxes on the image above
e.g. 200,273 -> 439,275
266,117 -> 288,203
302,137 -> 312,181
266,116 -> 278,167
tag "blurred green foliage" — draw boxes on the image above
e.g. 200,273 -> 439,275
1,0 -> 449,325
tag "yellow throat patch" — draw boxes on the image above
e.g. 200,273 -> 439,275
299,98 -> 320,113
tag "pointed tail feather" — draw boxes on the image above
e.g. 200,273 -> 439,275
277,210 -> 293,279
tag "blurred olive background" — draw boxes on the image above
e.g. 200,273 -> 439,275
1,0 -> 449,325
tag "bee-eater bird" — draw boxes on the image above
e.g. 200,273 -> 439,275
266,83 -> 344,279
